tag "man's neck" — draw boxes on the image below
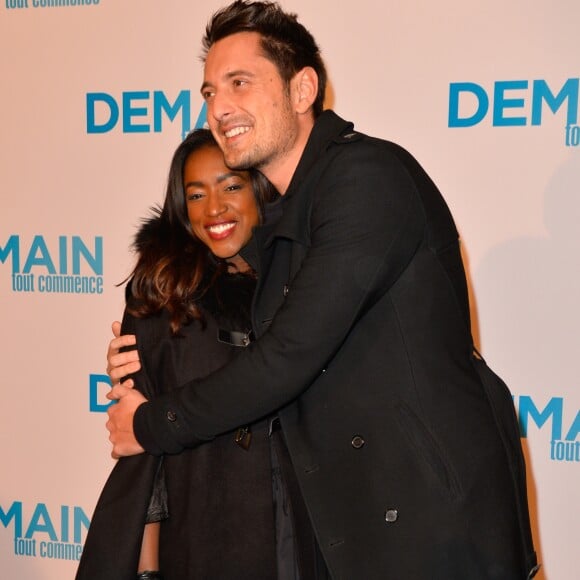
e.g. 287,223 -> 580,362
264,115 -> 315,195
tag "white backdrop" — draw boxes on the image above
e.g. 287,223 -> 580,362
0,1 -> 578,578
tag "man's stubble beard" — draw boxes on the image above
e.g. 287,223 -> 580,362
225,93 -> 297,173
226,124 -> 297,176
223,138 -> 289,176
224,143 -> 267,172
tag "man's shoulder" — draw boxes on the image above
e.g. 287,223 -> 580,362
317,112 -> 410,160
326,128 -> 416,175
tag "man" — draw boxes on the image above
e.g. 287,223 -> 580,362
107,2 -> 538,578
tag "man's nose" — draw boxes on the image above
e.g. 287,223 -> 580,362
208,90 -> 234,123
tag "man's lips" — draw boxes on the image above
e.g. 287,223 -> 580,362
206,221 -> 236,239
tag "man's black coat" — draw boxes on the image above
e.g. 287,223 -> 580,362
135,111 -> 538,579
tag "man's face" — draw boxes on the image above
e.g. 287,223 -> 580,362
201,32 -> 298,180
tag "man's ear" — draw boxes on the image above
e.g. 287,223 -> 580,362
292,67 -> 318,114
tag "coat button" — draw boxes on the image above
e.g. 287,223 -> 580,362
351,435 -> 365,449
283,284 -> 289,297
166,410 -> 177,422
384,509 -> 398,523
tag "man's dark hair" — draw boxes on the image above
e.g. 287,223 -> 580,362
202,0 -> 327,117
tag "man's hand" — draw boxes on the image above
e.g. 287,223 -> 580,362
106,383 -> 147,458
105,320 -> 146,457
106,320 -> 141,385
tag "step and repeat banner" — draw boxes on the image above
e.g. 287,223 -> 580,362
1,1 -> 578,578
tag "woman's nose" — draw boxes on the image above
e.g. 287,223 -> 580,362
205,193 -> 227,216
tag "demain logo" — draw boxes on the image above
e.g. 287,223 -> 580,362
448,77 -> 580,147
0,500 -> 90,562
0,234 -> 103,294
89,373 -> 114,413
514,395 -> 580,463
86,90 -> 207,138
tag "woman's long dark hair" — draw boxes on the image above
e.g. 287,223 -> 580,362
126,128 -> 275,333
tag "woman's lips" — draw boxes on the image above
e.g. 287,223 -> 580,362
206,221 -> 236,240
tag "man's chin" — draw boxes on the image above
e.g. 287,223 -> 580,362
224,153 -> 254,171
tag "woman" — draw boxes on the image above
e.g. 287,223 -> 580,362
76,129 -> 279,579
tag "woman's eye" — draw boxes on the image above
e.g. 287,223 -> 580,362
225,183 -> 242,192
187,193 -> 204,201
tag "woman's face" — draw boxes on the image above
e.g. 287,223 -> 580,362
184,145 -> 260,271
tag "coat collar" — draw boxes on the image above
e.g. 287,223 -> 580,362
284,110 -> 355,201
262,110 -> 357,247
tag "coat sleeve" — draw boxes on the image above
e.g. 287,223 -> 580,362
134,142 -> 427,455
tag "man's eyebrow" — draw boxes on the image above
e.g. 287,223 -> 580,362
200,70 -> 256,93
224,69 -> 256,79
200,80 -> 213,94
